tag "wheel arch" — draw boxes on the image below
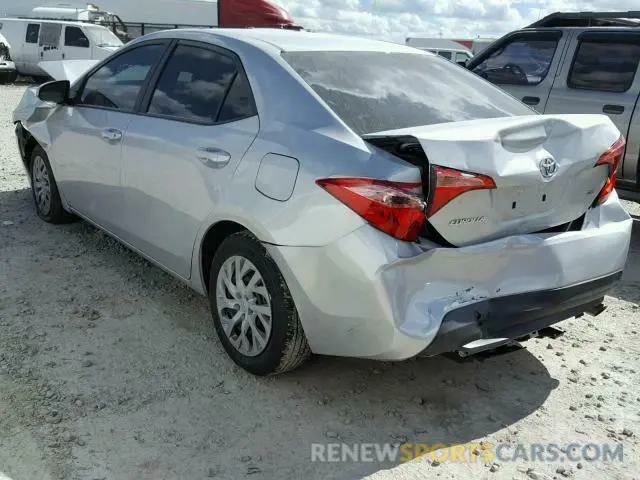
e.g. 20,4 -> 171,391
198,220 -> 249,295
15,123 -> 41,172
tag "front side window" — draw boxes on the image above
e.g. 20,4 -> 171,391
568,38 -> 640,93
455,52 -> 471,64
437,50 -> 452,60
26,24 -> 40,44
147,45 -> 237,123
472,36 -> 559,85
80,44 -> 164,111
84,26 -> 122,48
282,50 -> 533,136
65,26 -> 90,48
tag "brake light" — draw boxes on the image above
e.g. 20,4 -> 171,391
426,166 -> 496,217
594,136 -> 625,206
316,178 -> 425,242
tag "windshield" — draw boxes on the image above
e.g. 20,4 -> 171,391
282,51 -> 534,135
85,26 -> 123,48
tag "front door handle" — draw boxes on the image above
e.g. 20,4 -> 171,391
196,147 -> 231,168
101,128 -> 122,142
603,104 -> 624,115
522,96 -> 540,106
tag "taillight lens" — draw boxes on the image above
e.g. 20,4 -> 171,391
594,136 -> 625,206
316,178 -> 426,242
426,166 -> 496,217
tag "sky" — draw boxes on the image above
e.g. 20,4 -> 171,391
277,0 -> 639,42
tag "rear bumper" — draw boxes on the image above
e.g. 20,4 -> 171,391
420,271 -> 621,357
266,192 -> 632,360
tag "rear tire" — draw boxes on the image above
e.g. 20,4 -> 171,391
30,146 -> 76,224
209,231 -> 311,376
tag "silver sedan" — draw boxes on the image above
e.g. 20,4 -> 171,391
13,28 -> 633,375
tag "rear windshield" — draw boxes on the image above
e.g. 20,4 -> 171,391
281,51 -> 534,135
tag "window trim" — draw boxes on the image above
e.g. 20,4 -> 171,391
466,29 -> 563,86
64,26 -> 90,48
72,39 -> 173,114
137,39 -> 258,127
567,31 -> 640,94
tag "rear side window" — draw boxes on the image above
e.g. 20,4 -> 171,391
568,38 -> 640,93
217,71 -> 257,122
80,44 -> 164,111
26,24 -> 40,44
282,51 -> 533,135
147,44 -> 237,123
65,26 -> 90,48
39,23 -> 62,47
471,36 -> 559,85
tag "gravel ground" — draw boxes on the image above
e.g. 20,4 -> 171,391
1,84 -> 639,480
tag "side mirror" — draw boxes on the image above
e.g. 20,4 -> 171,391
457,60 -> 468,67
38,80 -> 70,104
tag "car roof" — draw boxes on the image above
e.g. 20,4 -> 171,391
148,28 -> 427,54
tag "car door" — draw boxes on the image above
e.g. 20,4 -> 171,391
626,100 -> 640,188
46,41 -> 169,235
62,25 -> 91,60
20,23 -> 41,75
38,23 -> 63,64
544,31 -> 640,185
468,30 -> 566,112
120,41 -> 260,279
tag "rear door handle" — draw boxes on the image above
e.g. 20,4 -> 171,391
101,128 -> 122,142
603,104 -> 624,115
522,96 -> 540,106
197,147 -> 231,168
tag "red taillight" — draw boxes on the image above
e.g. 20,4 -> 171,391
426,166 -> 496,217
316,178 -> 426,242
594,136 -> 625,206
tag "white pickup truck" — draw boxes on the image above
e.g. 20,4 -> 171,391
466,11 -> 640,193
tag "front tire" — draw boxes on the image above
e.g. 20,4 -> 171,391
30,146 -> 75,224
209,232 -> 311,376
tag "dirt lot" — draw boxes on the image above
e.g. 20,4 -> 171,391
1,84 -> 639,480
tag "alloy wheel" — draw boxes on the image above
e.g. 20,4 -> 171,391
32,155 -> 52,216
215,255 -> 273,357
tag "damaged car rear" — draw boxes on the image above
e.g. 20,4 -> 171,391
12,30 -> 633,375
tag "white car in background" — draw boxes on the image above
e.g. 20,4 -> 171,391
0,18 -> 122,80
12,29 -> 633,376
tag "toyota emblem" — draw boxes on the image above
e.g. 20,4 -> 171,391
539,157 -> 558,179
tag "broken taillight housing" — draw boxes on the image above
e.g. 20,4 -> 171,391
426,166 -> 496,217
593,136 -> 625,206
315,178 -> 426,242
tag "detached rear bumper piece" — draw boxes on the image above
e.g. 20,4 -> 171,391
420,271 -> 621,357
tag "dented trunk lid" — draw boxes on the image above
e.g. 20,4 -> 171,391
364,114 -> 620,246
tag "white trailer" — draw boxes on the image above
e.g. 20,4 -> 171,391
0,0 -> 295,29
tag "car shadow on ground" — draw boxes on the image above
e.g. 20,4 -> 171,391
0,188 -> 564,480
